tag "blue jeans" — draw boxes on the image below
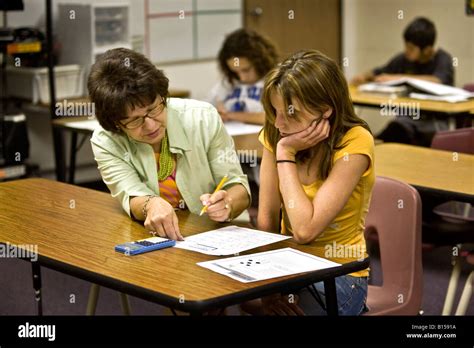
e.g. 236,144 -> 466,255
297,275 -> 368,316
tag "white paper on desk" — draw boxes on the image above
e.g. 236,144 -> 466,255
224,121 -> 262,136
408,92 -> 471,103
197,247 -> 341,283
359,78 -> 474,98
63,119 -> 100,131
174,226 -> 290,255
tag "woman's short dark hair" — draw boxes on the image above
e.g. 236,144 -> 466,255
403,17 -> 436,49
87,48 -> 169,134
218,28 -> 279,85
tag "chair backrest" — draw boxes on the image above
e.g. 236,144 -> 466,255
463,83 -> 474,93
365,176 -> 423,313
431,127 -> 474,154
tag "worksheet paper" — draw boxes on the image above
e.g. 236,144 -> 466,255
197,247 -> 341,283
174,226 -> 290,256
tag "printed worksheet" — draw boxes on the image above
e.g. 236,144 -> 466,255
197,248 -> 341,283
174,226 -> 290,256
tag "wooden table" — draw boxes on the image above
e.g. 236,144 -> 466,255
0,178 -> 368,315
349,85 -> 474,129
375,143 -> 474,203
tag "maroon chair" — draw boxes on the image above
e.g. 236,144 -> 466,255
463,83 -> 474,93
364,176 -> 423,315
454,251 -> 474,315
430,127 -> 474,155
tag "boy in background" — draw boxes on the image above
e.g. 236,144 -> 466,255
352,17 -> 454,146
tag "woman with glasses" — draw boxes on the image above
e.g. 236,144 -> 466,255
88,48 -> 251,241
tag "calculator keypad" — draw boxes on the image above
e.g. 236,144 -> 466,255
135,241 -> 156,246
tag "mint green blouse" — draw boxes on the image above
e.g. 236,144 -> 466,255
90,98 -> 251,218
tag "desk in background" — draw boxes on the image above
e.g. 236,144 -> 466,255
349,85 -> 474,130
0,178 -> 368,315
375,142 -> 474,203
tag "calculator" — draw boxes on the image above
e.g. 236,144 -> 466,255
115,236 -> 176,255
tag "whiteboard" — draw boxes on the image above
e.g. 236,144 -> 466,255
146,0 -> 242,62
149,17 -> 194,62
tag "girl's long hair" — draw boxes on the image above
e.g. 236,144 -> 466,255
261,50 -> 371,180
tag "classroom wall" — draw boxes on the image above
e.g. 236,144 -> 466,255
342,0 -> 474,134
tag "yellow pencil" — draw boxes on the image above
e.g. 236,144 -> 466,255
200,175 -> 229,216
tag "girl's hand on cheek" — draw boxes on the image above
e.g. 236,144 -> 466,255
277,119 -> 330,158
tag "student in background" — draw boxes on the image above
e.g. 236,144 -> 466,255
351,17 -> 454,146
89,48 -> 251,240
207,28 -> 279,125
352,17 -> 453,86
254,50 -> 373,315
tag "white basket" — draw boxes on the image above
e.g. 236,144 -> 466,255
6,65 -> 85,104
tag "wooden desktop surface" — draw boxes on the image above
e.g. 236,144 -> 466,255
349,85 -> 474,114
375,143 -> 474,197
0,178 -> 365,312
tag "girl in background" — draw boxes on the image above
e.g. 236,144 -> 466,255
207,28 -> 279,125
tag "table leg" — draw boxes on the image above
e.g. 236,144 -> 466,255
324,278 -> 338,316
86,283 -> 100,315
119,292 -> 131,315
455,271 -> 473,315
442,252 -> 462,315
52,128 -> 66,182
31,262 -> 43,316
68,131 -> 78,184
448,116 -> 456,130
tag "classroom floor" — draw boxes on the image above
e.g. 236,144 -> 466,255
1,179 -> 472,315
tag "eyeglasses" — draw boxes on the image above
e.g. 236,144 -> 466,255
120,101 -> 166,130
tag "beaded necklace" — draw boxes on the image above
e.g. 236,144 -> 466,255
157,131 -> 174,181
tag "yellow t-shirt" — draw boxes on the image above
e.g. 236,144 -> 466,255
259,126 -> 375,277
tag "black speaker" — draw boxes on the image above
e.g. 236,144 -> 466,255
1,113 -> 29,165
0,0 -> 24,12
